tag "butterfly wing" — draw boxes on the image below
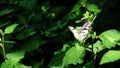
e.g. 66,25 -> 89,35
68,22 -> 91,41
68,26 -> 80,40
78,22 -> 91,40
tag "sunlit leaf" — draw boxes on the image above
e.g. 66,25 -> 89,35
61,44 -> 71,52
1,60 -> 31,68
87,4 -> 100,15
6,50 -> 25,63
5,24 -> 19,34
100,50 -> 120,65
99,29 -> 120,48
63,45 -> 85,66
93,40 -> 105,54
50,66 -> 64,68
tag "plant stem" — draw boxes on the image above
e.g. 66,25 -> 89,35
92,38 -> 94,53
2,46 -> 6,60
1,34 -> 6,60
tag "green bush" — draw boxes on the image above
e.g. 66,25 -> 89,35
0,0 -> 120,68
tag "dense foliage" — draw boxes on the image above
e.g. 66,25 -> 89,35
0,0 -> 120,68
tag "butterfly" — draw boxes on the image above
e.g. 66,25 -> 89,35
68,22 -> 91,41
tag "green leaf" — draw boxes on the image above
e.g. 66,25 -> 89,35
49,52 -> 65,68
99,29 -> 120,48
0,9 -> 14,16
69,3 -> 82,19
24,26 -> 36,36
0,29 -> 3,35
81,0 -> 87,3
93,40 -> 105,54
0,41 -> 15,44
33,62 -> 41,68
87,4 -> 100,15
6,50 -> 25,63
54,44 -> 71,54
63,45 -> 85,66
19,0 -> 37,9
50,66 -> 64,68
83,60 -> 95,68
100,50 -> 120,65
1,60 -> 32,68
5,24 -> 19,34
18,16 -> 26,24
16,32 -> 26,40
21,36 -> 47,52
